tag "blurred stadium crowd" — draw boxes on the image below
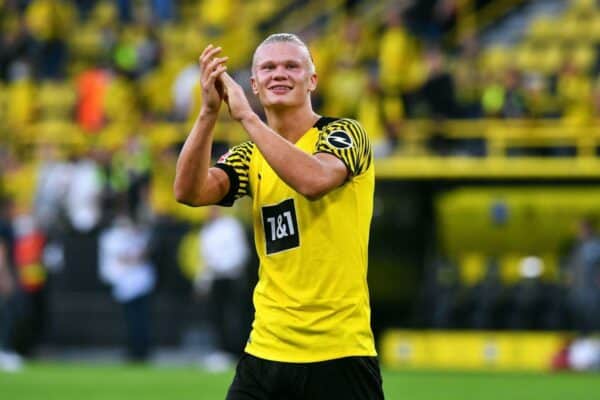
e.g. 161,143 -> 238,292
2,0 -> 600,371
4,0 -> 600,161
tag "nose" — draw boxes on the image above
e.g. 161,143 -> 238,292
272,65 -> 287,79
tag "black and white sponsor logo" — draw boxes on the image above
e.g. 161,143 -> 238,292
327,130 -> 353,149
261,198 -> 300,255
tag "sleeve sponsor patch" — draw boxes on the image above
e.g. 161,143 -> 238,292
327,130 -> 353,149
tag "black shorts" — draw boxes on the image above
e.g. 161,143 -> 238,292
226,353 -> 384,400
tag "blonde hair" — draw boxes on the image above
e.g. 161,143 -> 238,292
252,33 -> 315,74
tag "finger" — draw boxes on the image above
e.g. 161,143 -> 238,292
206,56 -> 229,74
199,44 -> 215,65
200,46 -> 222,67
207,65 -> 227,85
208,64 -> 227,81
203,58 -> 228,86
200,44 -> 213,60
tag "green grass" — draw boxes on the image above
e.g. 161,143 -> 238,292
1,363 -> 599,399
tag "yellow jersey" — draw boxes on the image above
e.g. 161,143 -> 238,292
215,117 -> 376,362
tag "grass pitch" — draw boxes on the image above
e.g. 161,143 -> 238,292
1,363 -> 598,400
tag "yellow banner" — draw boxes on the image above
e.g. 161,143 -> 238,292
381,330 -> 570,371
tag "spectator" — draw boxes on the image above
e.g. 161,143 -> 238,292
151,0 -> 176,24
0,14 -> 35,82
565,218 -> 600,334
357,68 -> 403,157
75,66 -> 110,132
196,207 -> 250,369
417,45 -> 460,119
557,60 -> 594,123
25,0 -> 76,80
0,196 -> 23,372
507,256 -> 561,330
33,141 -> 71,235
171,63 -> 200,121
378,6 -> 423,95
64,150 -> 103,233
110,134 -> 152,222
468,258 -> 507,329
11,213 -> 48,357
453,34 -> 482,118
99,205 -> 155,362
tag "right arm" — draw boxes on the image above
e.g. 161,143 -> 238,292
174,45 -> 230,207
174,111 -> 231,206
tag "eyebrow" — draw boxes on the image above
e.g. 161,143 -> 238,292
257,58 -> 303,68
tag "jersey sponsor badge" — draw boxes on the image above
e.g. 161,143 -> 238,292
261,198 -> 299,255
327,130 -> 353,149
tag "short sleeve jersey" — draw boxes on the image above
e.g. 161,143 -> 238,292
215,117 -> 376,362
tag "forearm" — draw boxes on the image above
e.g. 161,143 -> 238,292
174,111 -> 218,204
240,114 -> 336,199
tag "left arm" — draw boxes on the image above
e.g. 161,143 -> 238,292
220,73 -> 347,200
241,114 -> 347,200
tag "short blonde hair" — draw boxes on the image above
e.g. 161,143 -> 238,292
252,33 -> 315,74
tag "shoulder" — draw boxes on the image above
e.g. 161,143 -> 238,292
316,117 -> 369,150
314,117 -> 372,177
317,117 -> 364,131
319,117 -> 368,141
216,141 -> 255,164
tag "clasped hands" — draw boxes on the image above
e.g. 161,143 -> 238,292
199,44 -> 254,122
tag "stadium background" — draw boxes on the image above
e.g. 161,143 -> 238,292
2,0 -> 600,396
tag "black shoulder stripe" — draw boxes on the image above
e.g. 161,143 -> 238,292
314,116 -> 340,129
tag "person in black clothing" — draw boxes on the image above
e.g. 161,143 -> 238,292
0,196 -> 23,371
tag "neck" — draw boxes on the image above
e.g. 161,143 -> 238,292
264,103 -> 320,143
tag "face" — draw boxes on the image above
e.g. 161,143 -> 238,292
251,42 -> 317,109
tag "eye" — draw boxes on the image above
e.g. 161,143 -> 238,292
286,63 -> 299,69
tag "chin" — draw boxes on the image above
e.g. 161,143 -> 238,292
263,96 -> 302,109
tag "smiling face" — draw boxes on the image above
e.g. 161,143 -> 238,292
251,41 -> 317,110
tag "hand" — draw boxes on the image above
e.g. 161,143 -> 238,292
198,45 -> 228,114
220,72 -> 256,122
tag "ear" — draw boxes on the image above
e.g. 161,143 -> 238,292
250,75 -> 259,95
308,73 -> 318,92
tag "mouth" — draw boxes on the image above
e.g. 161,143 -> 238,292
268,85 -> 292,94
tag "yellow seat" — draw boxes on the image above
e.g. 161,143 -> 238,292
570,44 -> 596,72
480,46 -> 511,75
569,0 -> 597,15
458,253 -> 487,287
589,12 -> 600,42
6,79 -> 37,128
527,16 -> 557,41
559,14 -> 581,42
104,77 -> 140,124
537,44 -> 564,75
68,23 -> 103,59
514,44 -> 539,72
38,81 -> 76,121
499,253 -> 521,285
33,120 -> 82,146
